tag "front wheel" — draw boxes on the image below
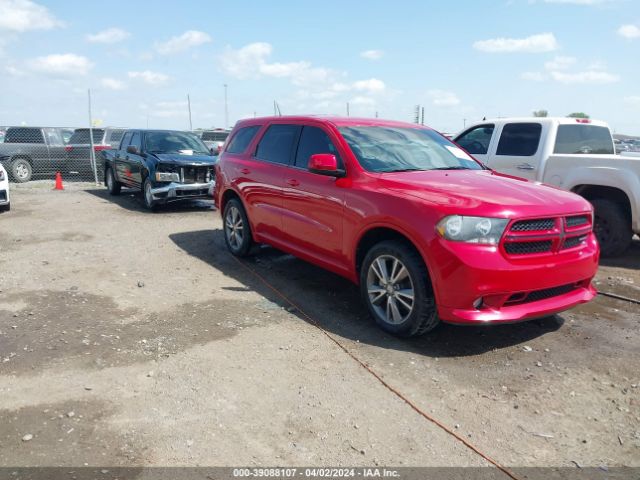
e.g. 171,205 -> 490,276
592,199 -> 632,256
143,178 -> 157,211
105,167 -> 121,195
11,158 -> 32,183
223,198 -> 253,257
360,240 -> 439,337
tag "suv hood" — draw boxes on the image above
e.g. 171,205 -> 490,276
377,170 -> 590,217
153,153 -> 217,165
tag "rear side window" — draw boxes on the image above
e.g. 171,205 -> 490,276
455,124 -> 494,155
5,128 -> 44,144
294,126 -> 342,168
226,126 -> 260,154
120,131 -> 133,149
496,123 -> 542,156
69,129 -> 106,144
107,129 -> 125,147
553,125 -> 614,154
255,124 -> 300,164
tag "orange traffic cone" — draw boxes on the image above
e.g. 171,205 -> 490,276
54,172 -> 64,190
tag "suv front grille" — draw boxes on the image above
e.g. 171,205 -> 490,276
503,214 -> 592,256
566,215 -> 589,228
510,218 -> 555,232
504,240 -> 553,255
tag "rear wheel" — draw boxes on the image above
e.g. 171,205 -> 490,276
223,198 -> 253,257
105,167 -> 121,195
11,158 -> 32,183
143,178 -> 157,211
592,199 -> 632,256
360,240 -> 439,337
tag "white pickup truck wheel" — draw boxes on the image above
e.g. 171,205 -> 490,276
592,199 -> 633,257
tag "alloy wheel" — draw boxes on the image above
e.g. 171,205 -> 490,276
225,205 -> 244,250
366,254 -> 415,325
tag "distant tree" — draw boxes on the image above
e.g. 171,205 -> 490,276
533,110 -> 548,117
567,112 -> 590,119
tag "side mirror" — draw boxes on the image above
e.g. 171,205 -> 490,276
126,145 -> 139,155
308,154 -> 345,177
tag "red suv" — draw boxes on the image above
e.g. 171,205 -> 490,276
214,116 -> 598,336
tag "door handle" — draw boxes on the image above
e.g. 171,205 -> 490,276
286,179 -> 300,187
517,163 -> 534,171
240,168 -> 250,174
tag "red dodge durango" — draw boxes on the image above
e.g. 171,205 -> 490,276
213,116 -> 599,336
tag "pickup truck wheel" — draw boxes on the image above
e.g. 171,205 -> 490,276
592,199 -> 632,256
223,198 -> 253,257
361,240 -> 439,337
11,158 -> 32,183
105,168 -> 121,195
143,178 -> 157,211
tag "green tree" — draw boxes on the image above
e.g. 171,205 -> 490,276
533,110 -> 548,117
567,112 -> 590,119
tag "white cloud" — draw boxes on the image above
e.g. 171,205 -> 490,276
87,28 -> 130,44
128,70 -> 170,86
352,78 -> 386,93
28,53 -> 93,76
550,70 -> 619,84
617,24 -> 640,39
521,71 -> 547,81
0,0 -> 62,32
473,33 -> 558,53
360,49 -> 384,60
101,78 -> 126,90
156,30 -> 212,55
544,55 -> 576,70
427,90 -> 461,107
350,96 -> 376,106
623,95 -> 640,105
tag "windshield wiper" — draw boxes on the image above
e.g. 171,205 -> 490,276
431,166 -> 475,170
380,168 -> 426,173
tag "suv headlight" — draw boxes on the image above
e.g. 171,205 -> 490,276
436,215 -> 508,244
155,171 -> 180,182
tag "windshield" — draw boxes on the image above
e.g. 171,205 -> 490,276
338,126 -> 483,172
145,131 -> 211,155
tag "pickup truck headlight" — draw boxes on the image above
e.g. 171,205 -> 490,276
155,171 -> 180,182
436,215 -> 509,244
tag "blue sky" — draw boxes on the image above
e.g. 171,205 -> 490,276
1,0 -> 639,134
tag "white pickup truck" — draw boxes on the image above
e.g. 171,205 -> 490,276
454,117 -> 640,256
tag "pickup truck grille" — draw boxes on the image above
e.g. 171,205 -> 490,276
502,214 -> 592,256
181,166 -> 211,184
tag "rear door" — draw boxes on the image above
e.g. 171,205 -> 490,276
122,131 -> 144,187
115,131 -> 134,187
281,124 -> 346,267
488,122 -> 544,180
236,123 -> 300,242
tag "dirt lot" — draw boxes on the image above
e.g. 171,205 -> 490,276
0,183 -> 639,470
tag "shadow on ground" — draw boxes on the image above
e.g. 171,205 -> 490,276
170,229 -> 565,359
84,188 -> 215,214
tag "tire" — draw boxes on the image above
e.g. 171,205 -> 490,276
223,198 -> 253,257
360,240 -> 439,337
10,158 -> 32,183
105,167 -> 121,196
592,199 -> 632,257
142,178 -> 157,211
0,203 -> 9,212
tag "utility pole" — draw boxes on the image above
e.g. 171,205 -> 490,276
187,94 -> 193,131
224,84 -> 229,129
346,102 -> 350,117
421,107 -> 425,125
87,89 -> 98,185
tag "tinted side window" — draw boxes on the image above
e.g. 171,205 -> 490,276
496,123 -> 542,156
120,132 -> 133,149
130,132 -> 142,151
294,126 -> 342,168
255,125 -> 300,164
5,128 -> 45,144
226,126 -> 260,154
553,125 -> 614,154
455,124 -> 494,155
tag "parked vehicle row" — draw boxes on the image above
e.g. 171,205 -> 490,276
214,115 -> 599,337
454,117 -> 640,256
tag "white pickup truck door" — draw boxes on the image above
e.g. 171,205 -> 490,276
485,122 -> 546,181
453,123 -> 495,167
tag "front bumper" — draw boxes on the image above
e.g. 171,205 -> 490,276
429,234 -> 599,325
150,181 -> 215,203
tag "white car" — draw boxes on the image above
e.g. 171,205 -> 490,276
0,163 -> 10,212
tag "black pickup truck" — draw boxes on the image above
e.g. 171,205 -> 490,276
101,129 -> 217,210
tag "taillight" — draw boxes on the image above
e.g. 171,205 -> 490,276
94,145 -> 110,151
65,146 -> 73,152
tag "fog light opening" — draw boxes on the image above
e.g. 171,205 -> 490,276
473,297 -> 484,310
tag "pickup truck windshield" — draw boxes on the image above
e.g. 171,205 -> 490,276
553,125 -> 614,155
145,132 -> 210,155
338,126 -> 482,173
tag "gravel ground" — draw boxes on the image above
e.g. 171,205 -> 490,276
0,183 -> 638,470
